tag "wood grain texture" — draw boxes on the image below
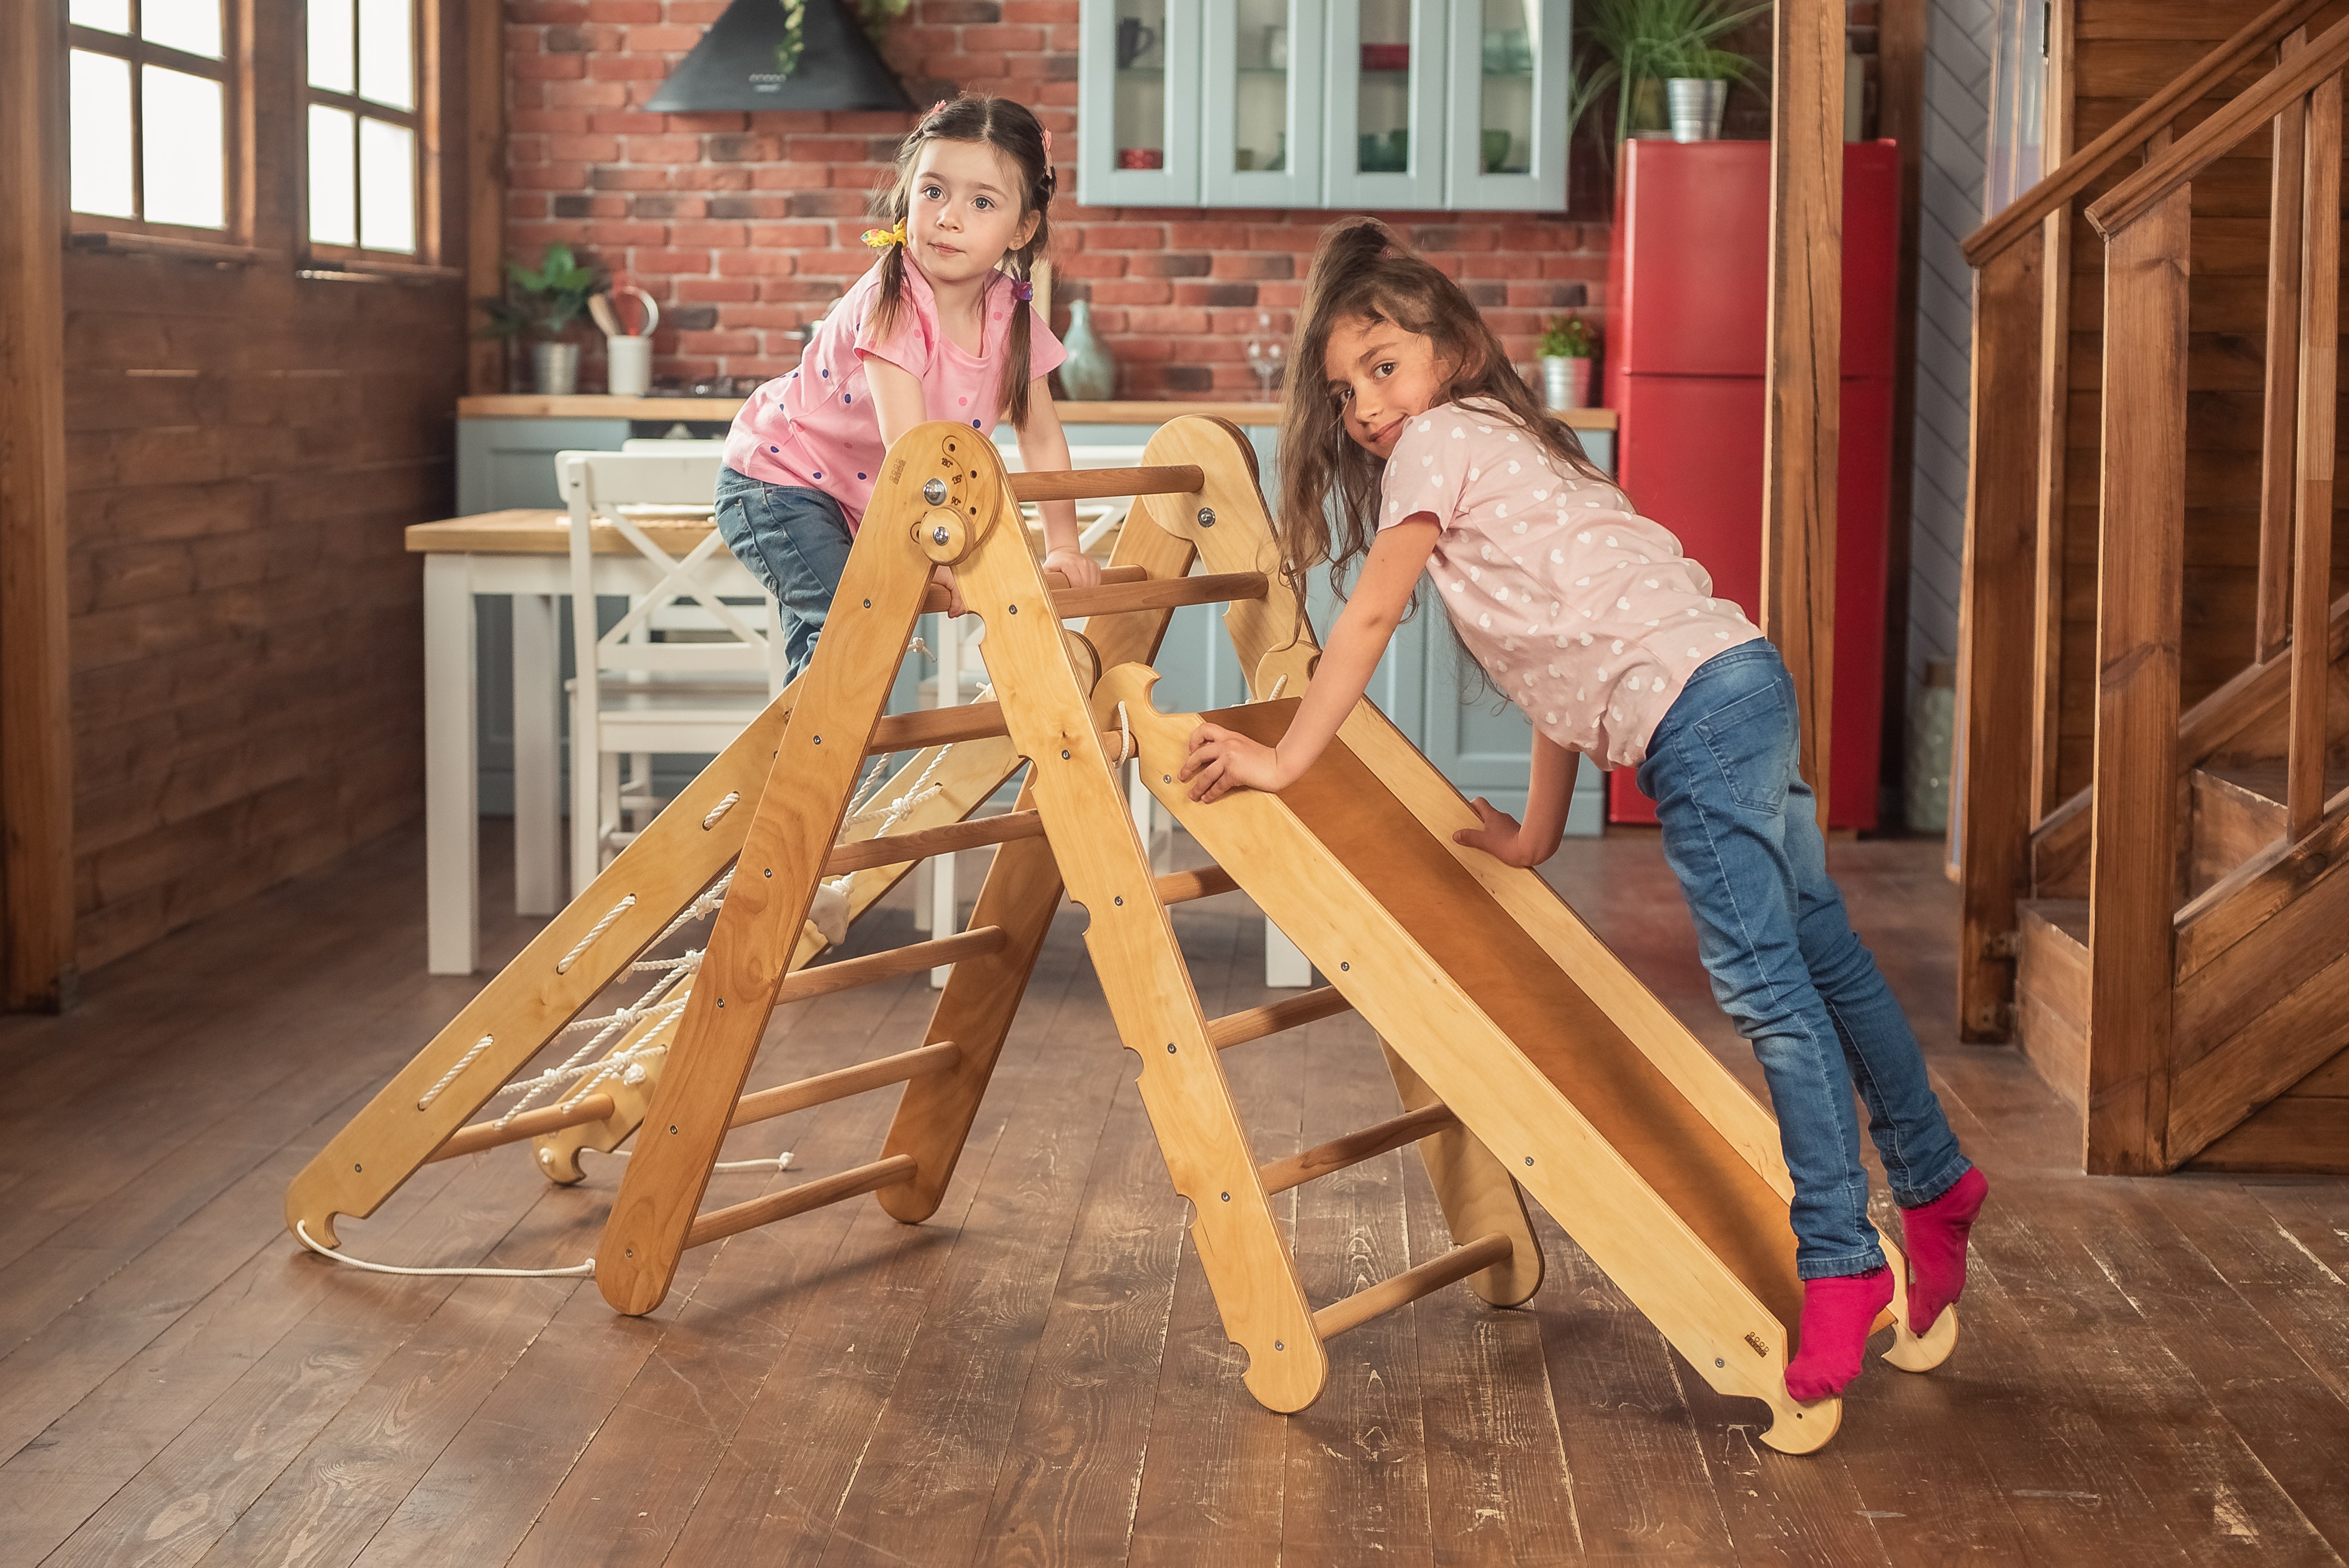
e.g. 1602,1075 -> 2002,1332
465,0 -> 503,395
0,0 -> 76,1011
2288,74 -> 2340,839
1760,0 -> 1844,814
2084,188 -> 2190,1174
2256,29 -> 2307,666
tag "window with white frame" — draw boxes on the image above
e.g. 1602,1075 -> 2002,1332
67,0 -> 233,235
305,0 -> 421,256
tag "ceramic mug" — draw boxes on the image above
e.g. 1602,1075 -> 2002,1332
1116,16 -> 1156,68
606,335 -> 653,397
1117,147 -> 1164,169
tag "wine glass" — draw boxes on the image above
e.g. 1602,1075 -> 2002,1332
1244,313 -> 1284,401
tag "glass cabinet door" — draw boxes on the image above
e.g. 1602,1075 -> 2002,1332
1201,0 -> 1324,208
1323,0 -> 1447,208
1445,0 -> 1568,210
1078,0 -> 1201,206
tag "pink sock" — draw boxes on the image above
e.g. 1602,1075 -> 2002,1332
1784,1267 -> 1894,1402
1900,1166 -> 1988,1336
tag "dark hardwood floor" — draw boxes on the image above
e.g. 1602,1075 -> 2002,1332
1,822 -> 2344,1566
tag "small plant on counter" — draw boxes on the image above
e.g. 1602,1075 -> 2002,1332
1541,315 -> 1598,360
477,243 -> 603,341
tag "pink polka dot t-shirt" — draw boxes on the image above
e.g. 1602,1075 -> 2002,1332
1381,399 -> 1764,769
723,258 -> 1066,526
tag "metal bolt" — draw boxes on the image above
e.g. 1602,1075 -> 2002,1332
1062,750 -> 1071,759
812,736 -> 822,745
923,477 -> 947,504
716,999 -> 725,1008
1274,1340 -> 1284,1350
669,1125 -> 679,1134
1340,962 -> 1349,972
862,598 -> 872,608
1162,774 -> 1172,783
1008,604 -> 1019,614
1220,1192 -> 1230,1201
1166,1043 -> 1177,1053
763,868 -> 772,878
625,1247 -> 634,1258
1524,1156 -> 1535,1167
353,1162 -> 363,1172
1114,896 -> 1124,906
932,526 -> 951,545
1715,1357 -> 1725,1368
1197,506 -> 1217,527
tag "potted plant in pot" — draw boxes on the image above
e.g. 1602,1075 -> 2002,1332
1581,0 -> 1767,149
1539,314 -> 1598,411
479,243 -> 603,395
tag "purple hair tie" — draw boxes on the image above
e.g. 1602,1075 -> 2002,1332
1013,280 -> 1033,303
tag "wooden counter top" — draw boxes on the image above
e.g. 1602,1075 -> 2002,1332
455,394 -> 1619,431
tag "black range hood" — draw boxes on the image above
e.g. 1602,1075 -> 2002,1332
647,0 -> 917,113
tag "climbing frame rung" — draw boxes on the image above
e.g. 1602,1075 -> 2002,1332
823,811 -> 1046,876
684,1153 -> 920,1250
1009,464 -> 1205,502
1154,865 -> 1238,905
1051,571 -> 1269,620
730,1041 -> 964,1128
868,702 -> 1009,753
430,1093 -> 616,1163
775,926 -> 1006,1005
917,563 -> 1147,614
1258,1102 -> 1460,1196
1311,1232 -> 1516,1341
1206,985 -> 1354,1050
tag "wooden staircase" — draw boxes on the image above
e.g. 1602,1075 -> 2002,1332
1956,0 -> 2349,1175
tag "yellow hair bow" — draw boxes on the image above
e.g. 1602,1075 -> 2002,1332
861,221 -> 907,249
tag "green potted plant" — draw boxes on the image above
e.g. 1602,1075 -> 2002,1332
478,243 -> 603,395
1539,314 -> 1598,411
1581,0 -> 1767,149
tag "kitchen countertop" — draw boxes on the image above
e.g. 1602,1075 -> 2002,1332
455,394 -> 1619,430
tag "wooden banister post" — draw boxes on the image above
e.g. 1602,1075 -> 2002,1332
2257,30 -> 2309,667
1954,242 -> 2043,1041
1761,0 -> 1844,817
2287,74 -> 2340,840
2084,189 -> 2189,1175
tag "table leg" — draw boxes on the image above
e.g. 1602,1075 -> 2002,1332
511,591 -> 561,916
425,555 -> 480,975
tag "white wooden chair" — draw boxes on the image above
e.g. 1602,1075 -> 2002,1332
560,449 -> 783,896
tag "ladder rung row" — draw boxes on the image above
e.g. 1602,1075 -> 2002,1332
776,926 -> 1006,1005
1206,985 -> 1354,1050
1258,1102 -> 1460,1196
824,811 -> 1046,876
685,1154 -> 918,1250
1009,463 -> 1205,503
430,1093 -> 616,1163
868,702 -> 1009,753
730,1041 -> 964,1128
1052,571 -> 1269,619
1311,1232 -> 1516,1341
917,563 -> 1147,615
1154,865 -> 1238,905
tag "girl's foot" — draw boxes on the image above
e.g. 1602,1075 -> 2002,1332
1900,1166 -> 1989,1336
1785,1267 -> 1895,1402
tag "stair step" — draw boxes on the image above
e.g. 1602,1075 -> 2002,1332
2015,900 -> 2088,1112
2186,767 -> 2288,900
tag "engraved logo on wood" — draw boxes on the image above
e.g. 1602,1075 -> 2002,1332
1743,1332 -> 1768,1357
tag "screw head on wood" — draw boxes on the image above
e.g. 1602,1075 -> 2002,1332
1166,1043 -> 1176,1053
1716,1357 -> 1725,1368
1524,1156 -> 1535,1167
923,478 -> 948,504
1196,507 -> 1217,527
1220,1192 -> 1230,1201
932,526 -> 951,545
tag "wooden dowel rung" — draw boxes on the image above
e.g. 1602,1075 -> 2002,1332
429,1093 -> 616,1162
1052,571 -> 1269,619
867,702 -> 1008,753
1010,463 -> 1204,502
776,926 -> 1006,1005
1207,985 -> 1353,1050
823,811 -> 1046,876
919,563 -> 1146,613
730,1041 -> 964,1128
1259,1103 -> 1461,1196
1155,865 -> 1238,905
685,1154 -> 918,1250
1311,1232 -> 1516,1341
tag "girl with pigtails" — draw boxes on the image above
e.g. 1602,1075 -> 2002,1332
718,95 -> 1097,676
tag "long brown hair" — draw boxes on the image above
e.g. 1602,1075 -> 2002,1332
866,95 -> 1056,430
1276,217 -> 1608,598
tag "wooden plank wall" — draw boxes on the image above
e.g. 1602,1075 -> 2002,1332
2052,0 -> 2349,800
59,2 -> 471,972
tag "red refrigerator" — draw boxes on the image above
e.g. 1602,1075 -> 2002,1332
1603,138 -> 1900,831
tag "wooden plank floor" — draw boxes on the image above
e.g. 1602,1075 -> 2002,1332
2,822 -> 2345,1567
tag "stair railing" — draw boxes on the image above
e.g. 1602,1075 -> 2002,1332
1951,0 -> 2329,1051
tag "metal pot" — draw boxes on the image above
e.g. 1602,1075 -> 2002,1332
1666,78 -> 1729,143
533,340 -> 581,396
1541,356 -> 1593,412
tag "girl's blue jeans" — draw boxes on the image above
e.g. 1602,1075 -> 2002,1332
1634,640 -> 1972,1279
714,466 -> 853,681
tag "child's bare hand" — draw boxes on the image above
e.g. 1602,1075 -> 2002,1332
1181,723 -> 1285,803
928,563 -> 967,617
1043,545 -> 1101,591
1453,797 -> 1546,867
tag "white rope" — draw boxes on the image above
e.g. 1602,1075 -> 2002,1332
605,1149 -> 795,1174
416,1034 -> 494,1111
1115,701 -> 1133,764
555,894 -> 637,974
653,868 -> 734,947
841,782 -> 944,829
295,1220 -> 596,1278
492,1039 -> 672,1108
1267,674 -> 1288,700
628,947 -> 703,977
700,791 -> 741,829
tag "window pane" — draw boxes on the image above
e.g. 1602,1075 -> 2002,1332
309,0 -> 355,92
69,0 -> 131,35
68,50 -> 136,218
1356,0 -> 1411,173
1110,0 -> 1167,171
142,0 -> 223,59
1478,0 -> 1534,175
358,0 -> 414,109
143,67 -> 226,228
358,117 -> 416,253
309,103 -> 357,245
1231,0 -> 1288,176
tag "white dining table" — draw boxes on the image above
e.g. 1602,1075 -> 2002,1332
407,509 -> 765,974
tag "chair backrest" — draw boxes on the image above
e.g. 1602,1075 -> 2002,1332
619,437 -> 726,454
557,449 -> 783,695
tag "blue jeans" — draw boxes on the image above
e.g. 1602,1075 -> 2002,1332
714,466 -> 853,681
1635,641 -> 1972,1279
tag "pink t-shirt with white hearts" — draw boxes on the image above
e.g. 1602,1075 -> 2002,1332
723,257 -> 1066,527
1380,399 -> 1764,769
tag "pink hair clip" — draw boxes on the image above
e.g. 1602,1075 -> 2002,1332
928,98 -> 947,118
1040,128 -> 1053,153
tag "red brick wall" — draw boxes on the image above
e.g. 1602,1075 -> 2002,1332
504,0 -> 1608,400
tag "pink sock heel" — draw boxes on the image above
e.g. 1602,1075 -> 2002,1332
1784,1267 -> 1895,1403
1900,1166 -> 1988,1336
